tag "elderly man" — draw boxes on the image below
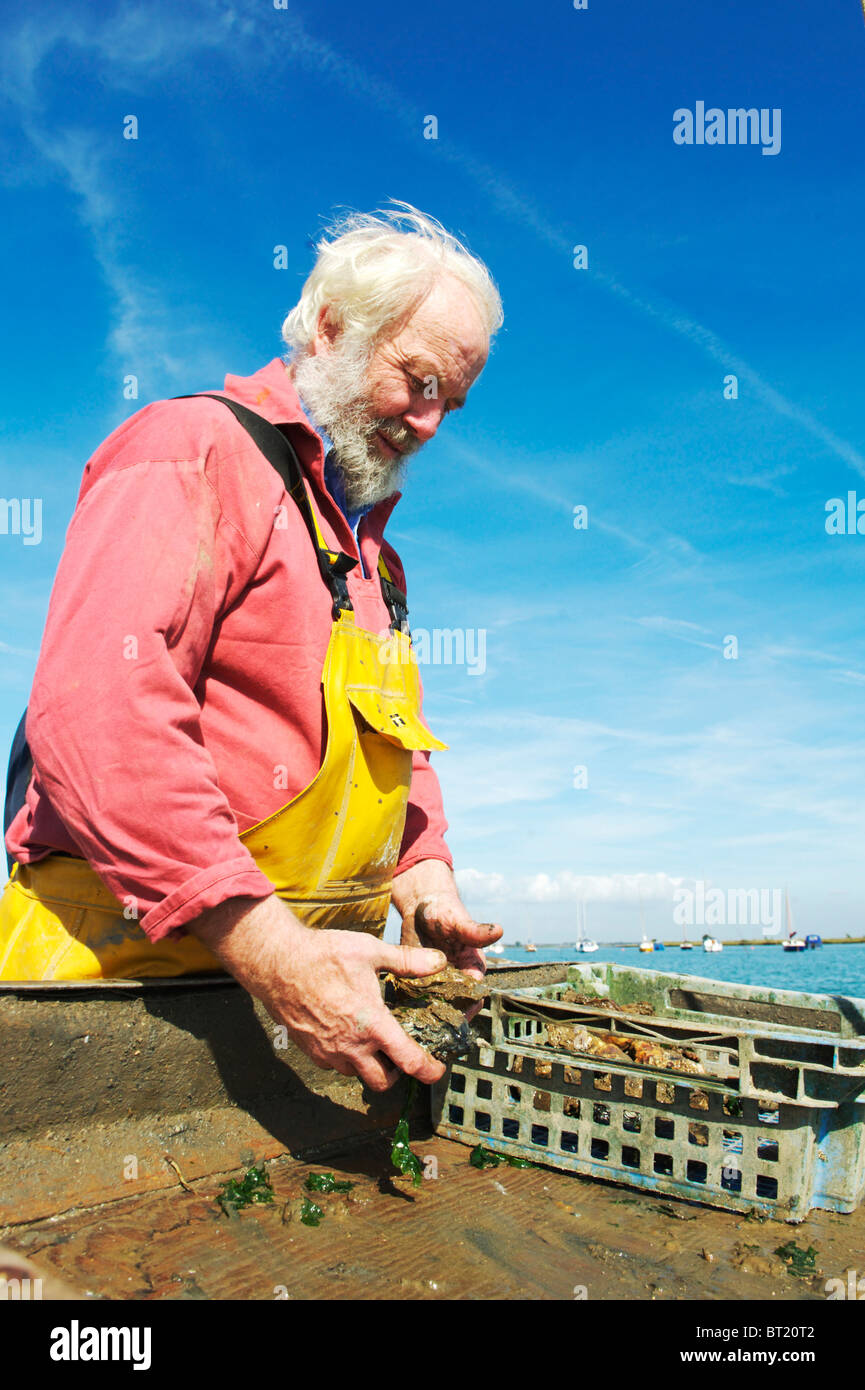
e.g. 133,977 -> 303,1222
0,204 -> 504,1091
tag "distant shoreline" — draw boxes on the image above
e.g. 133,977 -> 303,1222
508,937 -> 865,949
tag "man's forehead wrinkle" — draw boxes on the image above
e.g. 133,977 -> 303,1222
399,327 -> 486,398
403,348 -> 469,399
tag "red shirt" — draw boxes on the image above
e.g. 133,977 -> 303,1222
6,360 -> 452,941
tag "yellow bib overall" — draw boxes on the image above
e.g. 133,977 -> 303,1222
0,398 -> 446,981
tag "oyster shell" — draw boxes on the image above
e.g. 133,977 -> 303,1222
544,1023 -> 705,1075
383,966 -> 488,1011
383,967 -> 489,1062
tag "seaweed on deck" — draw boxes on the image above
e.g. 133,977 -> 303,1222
391,1077 -> 424,1186
469,1144 -> 537,1170
216,1165 -> 274,1217
305,1173 -> 355,1194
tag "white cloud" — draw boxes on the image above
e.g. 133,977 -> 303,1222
456,867 -> 684,904
454,868 -> 508,900
523,870 -> 684,903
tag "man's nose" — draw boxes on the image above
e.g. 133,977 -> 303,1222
402,397 -> 446,444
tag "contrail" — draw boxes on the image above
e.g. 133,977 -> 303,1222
267,3 -> 865,477
5,0 -> 862,478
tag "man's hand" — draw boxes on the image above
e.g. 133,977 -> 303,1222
391,860 -> 503,983
186,893 -> 448,1091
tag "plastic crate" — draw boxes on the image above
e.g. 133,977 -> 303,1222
558,960 -> 865,1037
432,965 -> 865,1222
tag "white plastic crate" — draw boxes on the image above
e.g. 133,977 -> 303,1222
432,970 -> 865,1222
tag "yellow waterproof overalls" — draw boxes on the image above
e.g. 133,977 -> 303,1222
0,397 -> 446,981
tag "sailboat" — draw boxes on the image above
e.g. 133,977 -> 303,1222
636,889 -> 656,956
782,890 -> 806,952
680,922 -> 693,950
575,902 -> 598,953
637,891 -> 653,951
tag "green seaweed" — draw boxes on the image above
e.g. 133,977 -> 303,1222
305,1172 -> 355,1194
775,1241 -> 818,1278
300,1196 -> 324,1227
469,1144 -> 536,1170
391,1077 -> 424,1186
216,1165 -> 274,1217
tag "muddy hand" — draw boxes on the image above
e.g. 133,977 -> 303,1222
412,898 -> 502,1019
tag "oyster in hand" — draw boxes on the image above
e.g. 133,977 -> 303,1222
384,966 -> 489,1010
382,967 -> 490,1062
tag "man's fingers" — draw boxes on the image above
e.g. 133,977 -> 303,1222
417,913 -> 504,949
454,947 -> 488,977
373,1012 -> 446,1084
311,1045 -> 356,1078
377,942 -> 447,978
353,1049 -> 401,1093
448,919 -> 503,945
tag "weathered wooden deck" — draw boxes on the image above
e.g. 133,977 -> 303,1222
4,1129 -> 862,1301
2,961 -> 863,1301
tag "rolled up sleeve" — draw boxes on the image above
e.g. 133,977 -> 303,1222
27,450 -> 275,940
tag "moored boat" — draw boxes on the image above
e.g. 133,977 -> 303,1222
575,902 -> 599,953
781,890 -> 807,952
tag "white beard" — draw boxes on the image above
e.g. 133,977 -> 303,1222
290,341 -> 422,511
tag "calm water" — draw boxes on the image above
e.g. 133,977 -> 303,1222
496,943 -> 865,1000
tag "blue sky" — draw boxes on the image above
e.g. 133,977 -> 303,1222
1,0 -> 863,942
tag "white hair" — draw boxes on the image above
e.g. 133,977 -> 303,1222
281,201 -> 503,355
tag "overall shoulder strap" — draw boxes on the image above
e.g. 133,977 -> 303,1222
376,553 -> 410,634
175,393 -> 357,618
177,393 -> 409,630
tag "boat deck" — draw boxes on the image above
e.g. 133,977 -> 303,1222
3,1126 -> 862,1301
3,959 -> 863,1303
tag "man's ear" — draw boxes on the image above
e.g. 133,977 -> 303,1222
314,306 -> 341,353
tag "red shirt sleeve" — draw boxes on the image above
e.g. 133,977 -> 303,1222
394,748 -> 454,877
26,409 -> 275,940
